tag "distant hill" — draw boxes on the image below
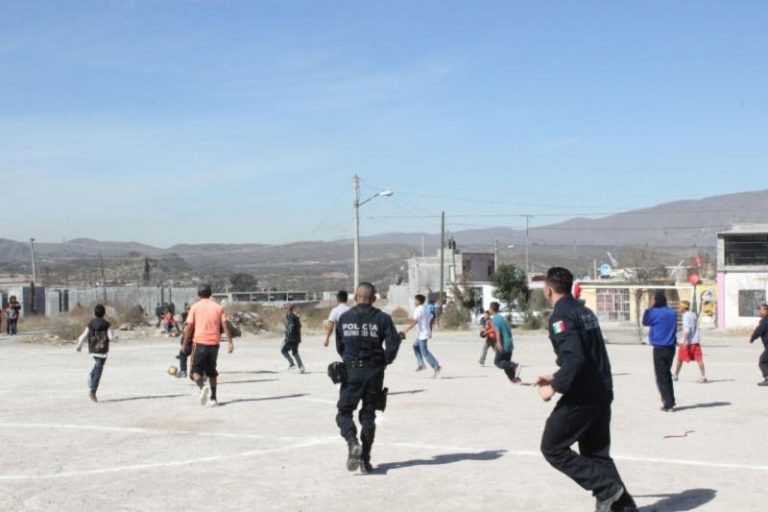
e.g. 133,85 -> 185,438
0,189 -> 763,288
363,189 -> 768,248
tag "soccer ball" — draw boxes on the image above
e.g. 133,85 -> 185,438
168,366 -> 179,376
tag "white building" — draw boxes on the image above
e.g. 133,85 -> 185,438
387,247 -> 496,313
717,224 -> 768,329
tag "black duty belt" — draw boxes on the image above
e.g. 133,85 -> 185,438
345,359 -> 384,368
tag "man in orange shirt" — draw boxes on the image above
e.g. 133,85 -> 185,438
183,284 -> 234,406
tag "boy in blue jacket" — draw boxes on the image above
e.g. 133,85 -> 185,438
642,291 -> 677,412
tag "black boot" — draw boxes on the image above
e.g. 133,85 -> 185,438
611,490 -> 638,512
346,439 -> 361,472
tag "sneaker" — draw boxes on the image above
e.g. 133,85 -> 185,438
433,366 -> 442,378
759,380 -> 768,387
660,406 -> 675,412
346,443 -> 362,472
299,367 -> 306,374
514,364 -> 522,382
415,366 -> 426,372
209,399 -> 219,407
177,371 -> 187,379
288,365 -> 296,371
199,385 -> 210,406
89,391 -> 97,403
360,460 -> 373,474
595,485 -> 624,512
672,375 -> 679,382
699,377 -> 708,383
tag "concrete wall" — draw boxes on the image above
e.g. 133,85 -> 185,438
48,286 -> 200,317
719,271 -> 768,329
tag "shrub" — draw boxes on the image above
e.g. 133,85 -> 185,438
441,304 -> 471,330
391,308 -> 410,324
522,314 -> 543,331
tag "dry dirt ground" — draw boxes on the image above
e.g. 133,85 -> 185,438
0,328 -> 764,511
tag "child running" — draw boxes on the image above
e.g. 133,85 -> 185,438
76,304 -> 116,402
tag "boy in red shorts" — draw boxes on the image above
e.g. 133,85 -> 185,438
674,300 -> 707,383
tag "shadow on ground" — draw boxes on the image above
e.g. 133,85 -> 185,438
388,389 -> 426,396
638,488 -> 717,511
219,379 -> 279,385
220,393 -> 308,406
100,394 -> 186,403
674,402 -> 731,412
373,450 -> 506,475
218,370 -> 278,375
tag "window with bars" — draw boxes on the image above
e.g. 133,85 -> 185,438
595,288 -> 631,322
724,235 -> 768,266
738,290 -> 766,317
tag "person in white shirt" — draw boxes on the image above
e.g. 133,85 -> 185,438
674,300 -> 707,383
403,294 -> 442,377
325,290 -> 351,347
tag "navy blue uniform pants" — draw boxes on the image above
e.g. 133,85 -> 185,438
541,403 -> 625,502
336,367 -> 385,461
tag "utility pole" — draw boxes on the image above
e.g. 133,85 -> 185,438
353,174 -> 361,291
99,252 -> 107,303
439,211 -> 445,307
29,238 -> 38,314
524,215 -> 532,279
494,239 -> 498,274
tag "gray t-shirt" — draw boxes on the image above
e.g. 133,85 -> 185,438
682,311 -> 700,344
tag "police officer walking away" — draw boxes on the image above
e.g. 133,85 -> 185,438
335,282 -> 402,474
537,267 -> 637,512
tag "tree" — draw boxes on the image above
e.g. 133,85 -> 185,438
229,272 -> 258,292
491,264 -> 529,312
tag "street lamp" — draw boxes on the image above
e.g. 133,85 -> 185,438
353,175 -> 393,290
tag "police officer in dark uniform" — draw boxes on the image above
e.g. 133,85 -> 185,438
335,282 -> 401,474
537,267 -> 637,512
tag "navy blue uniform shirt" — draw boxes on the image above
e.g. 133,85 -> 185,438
336,305 -> 401,365
548,295 -> 613,406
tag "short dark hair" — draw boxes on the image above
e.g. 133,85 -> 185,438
545,267 -> 574,295
415,294 -> 426,305
760,303 -> 768,311
356,282 -> 377,303
197,283 -> 213,298
489,301 -> 500,312
94,304 -> 106,318
337,290 -> 348,303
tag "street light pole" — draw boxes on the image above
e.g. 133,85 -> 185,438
353,175 -> 361,291
353,175 -> 393,291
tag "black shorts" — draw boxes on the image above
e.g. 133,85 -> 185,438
191,343 -> 220,378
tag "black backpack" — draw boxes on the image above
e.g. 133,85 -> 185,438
88,319 -> 111,354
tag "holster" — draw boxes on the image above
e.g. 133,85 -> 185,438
375,387 -> 389,412
327,361 -> 347,384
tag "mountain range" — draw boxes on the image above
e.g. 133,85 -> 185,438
1,189 -> 765,289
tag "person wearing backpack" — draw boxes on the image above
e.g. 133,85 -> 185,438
76,304 -> 116,402
281,303 -> 305,373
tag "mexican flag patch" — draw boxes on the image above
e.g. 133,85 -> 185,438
552,321 -> 566,335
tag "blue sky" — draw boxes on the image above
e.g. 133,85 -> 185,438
1,0 -> 766,246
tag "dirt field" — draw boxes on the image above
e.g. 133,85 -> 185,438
0,328 -> 764,511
